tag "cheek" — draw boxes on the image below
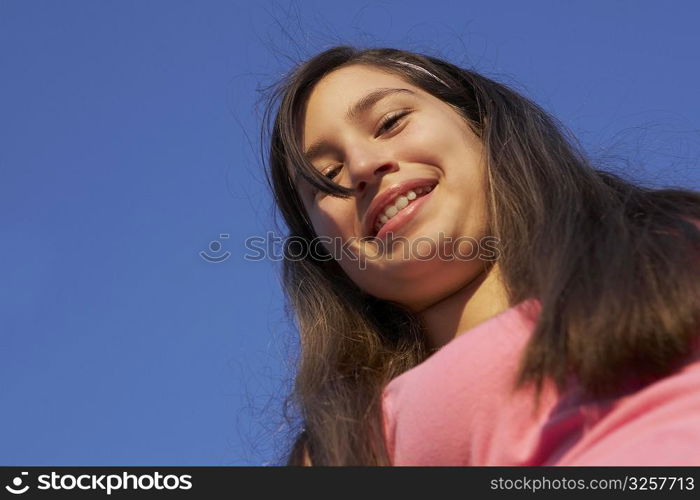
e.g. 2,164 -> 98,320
412,116 -> 485,186
311,198 -> 357,239
400,117 -> 466,166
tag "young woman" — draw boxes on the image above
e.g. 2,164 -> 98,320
262,46 -> 700,466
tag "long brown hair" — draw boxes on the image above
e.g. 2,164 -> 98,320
261,46 -> 700,465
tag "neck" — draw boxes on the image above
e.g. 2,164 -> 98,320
418,262 -> 510,350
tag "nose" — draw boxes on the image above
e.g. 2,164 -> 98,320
346,148 -> 399,194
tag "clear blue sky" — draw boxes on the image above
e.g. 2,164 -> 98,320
1,0 -> 699,465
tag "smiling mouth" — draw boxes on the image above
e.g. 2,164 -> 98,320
370,183 -> 435,237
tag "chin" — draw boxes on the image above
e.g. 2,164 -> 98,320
369,278 -> 443,312
360,253 -> 485,307
355,258 -> 445,298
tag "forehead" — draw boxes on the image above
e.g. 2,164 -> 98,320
308,64 -> 413,103
301,65 -> 420,137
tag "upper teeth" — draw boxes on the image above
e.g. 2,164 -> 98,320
374,185 -> 434,233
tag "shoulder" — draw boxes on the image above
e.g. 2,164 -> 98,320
558,351 -> 700,465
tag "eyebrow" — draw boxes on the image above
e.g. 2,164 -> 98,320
302,87 -> 416,163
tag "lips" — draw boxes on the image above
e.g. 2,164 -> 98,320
364,178 -> 438,237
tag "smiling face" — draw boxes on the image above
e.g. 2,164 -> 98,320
296,64 -> 492,311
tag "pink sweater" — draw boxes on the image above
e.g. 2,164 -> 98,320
381,299 -> 700,465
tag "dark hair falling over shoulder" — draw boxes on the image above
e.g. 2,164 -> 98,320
261,46 -> 700,465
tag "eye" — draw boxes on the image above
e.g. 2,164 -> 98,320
322,164 -> 342,180
305,165 -> 341,201
376,110 -> 410,136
